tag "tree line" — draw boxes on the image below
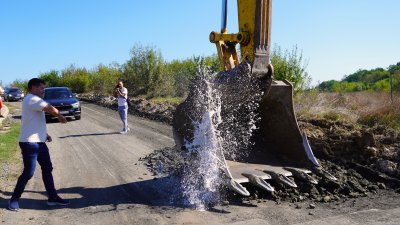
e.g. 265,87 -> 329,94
9,43 -> 310,100
318,62 -> 400,92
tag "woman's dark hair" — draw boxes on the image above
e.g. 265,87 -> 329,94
28,78 -> 45,90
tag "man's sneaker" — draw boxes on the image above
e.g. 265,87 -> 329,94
119,130 -> 127,134
8,199 -> 19,211
47,196 -> 70,206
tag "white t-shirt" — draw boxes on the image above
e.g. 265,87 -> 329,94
117,87 -> 128,107
19,93 -> 49,142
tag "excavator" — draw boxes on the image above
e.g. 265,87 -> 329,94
172,0 -> 336,196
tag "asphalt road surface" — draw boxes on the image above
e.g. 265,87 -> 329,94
1,101 -> 400,225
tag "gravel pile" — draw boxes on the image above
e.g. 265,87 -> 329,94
143,118 -> 400,204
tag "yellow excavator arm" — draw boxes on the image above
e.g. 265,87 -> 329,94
209,0 -> 272,77
172,0 -> 336,197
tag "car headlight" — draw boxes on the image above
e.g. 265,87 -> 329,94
8,94 -> 12,96
21,93 -> 24,97
72,102 -> 80,108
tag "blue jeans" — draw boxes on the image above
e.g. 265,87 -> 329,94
11,142 -> 57,200
118,105 -> 128,131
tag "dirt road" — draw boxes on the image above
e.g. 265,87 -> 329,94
1,101 -> 400,225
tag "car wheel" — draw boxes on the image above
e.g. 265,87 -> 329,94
75,115 -> 81,120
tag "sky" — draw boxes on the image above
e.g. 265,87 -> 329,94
1,0 -> 399,86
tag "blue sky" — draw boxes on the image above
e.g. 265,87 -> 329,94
1,0 -> 399,86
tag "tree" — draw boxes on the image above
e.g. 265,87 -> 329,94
122,44 -> 164,95
39,70 -> 60,87
60,65 -> 90,93
10,79 -> 28,93
372,79 -> 391,92
165,59 -> 196,97
318,80 -> 340,92
388,62 -> 400,75
343,68 -> 389,84
270,45 -> 311,91
90,63 -> 122,95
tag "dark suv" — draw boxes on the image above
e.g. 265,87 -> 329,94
3,87 -> 25,101
44,87 -> 81,120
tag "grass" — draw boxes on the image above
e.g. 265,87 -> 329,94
148,96 -> 185,106
3,102 -> 19,111
358,105 -> 400,132
294,90 -> 400,131
321,111 -> 348,122
0,123 -> 21,163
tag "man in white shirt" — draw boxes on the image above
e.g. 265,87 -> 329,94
8,78 -> 69,211
114,81 -> 129,134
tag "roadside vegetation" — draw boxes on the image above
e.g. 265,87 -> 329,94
297,62 -> 400,132
7,42 -> 400,131
0,121 -> 20,163
8,43 -> 309,100
295,91 -> 400,132
318,62 -> 400,93
358,103 -> 400,132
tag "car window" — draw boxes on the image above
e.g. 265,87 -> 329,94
44,89 -> 73,99
9,88 -> 19,92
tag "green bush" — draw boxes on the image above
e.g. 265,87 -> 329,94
322,111 -> 346,121
9,43 -> 310,105
39,70 -> 61,87
122,43 -> 164,95
60,66 -> 91,93
90,64 -> 122,95
317,62 -> 400,93
271,45 -> 311,91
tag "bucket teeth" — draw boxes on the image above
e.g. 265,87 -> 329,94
284,167 -> 318,185
242,173 -> 275,192
312,166 -> 337,181
226,178 -> 250,196
264,170 -> 297,188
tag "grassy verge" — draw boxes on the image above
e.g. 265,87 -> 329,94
3,102 -> 19,112
148,96 -> 184,106
358,105 -> 400,132
0,123 -> 21,163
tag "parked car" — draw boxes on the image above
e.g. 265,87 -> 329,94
3,87 -> 24,102
44,87 -> 81,121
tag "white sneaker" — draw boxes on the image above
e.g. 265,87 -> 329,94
127,128 -> 130,132
119,130 -> 127,134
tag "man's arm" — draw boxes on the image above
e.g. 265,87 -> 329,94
43,104 -> 67,123
116,88 -> 127,98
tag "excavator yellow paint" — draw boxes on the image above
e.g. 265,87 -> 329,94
172,0 -> 335,197
210,0 -> 272,75
237,0 -> 258,62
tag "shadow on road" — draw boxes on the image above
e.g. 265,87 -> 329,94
0,176 -> 185,211
58,132 -> 120,138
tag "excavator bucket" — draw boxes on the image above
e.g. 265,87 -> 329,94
172,0 -> 335,197
173,65 -> 328,196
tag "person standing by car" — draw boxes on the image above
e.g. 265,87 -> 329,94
114,81 -> 129,134
8,78 -> 69,211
